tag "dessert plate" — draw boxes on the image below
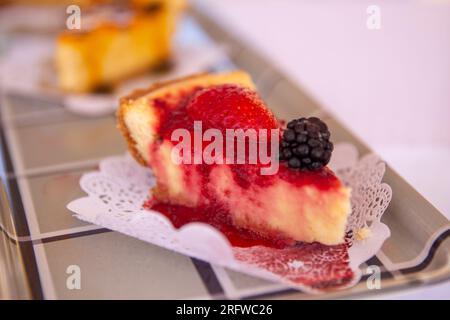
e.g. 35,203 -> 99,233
0,8 -> 448,299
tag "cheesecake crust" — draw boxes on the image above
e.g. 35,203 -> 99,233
117,73 -> 207,166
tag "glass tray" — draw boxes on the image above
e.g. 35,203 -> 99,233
0,6 -> 448,299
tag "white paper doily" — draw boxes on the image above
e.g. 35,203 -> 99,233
67,143 -> 392,293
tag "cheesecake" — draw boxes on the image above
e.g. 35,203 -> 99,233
56,1 -> 183,93
117,71 -> 351,246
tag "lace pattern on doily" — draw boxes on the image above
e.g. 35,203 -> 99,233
328,143 -> 392,237
68,143 -> 392,293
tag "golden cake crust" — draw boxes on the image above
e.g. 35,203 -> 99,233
117,73 -> 208,166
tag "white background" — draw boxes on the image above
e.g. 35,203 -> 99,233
195,0 -> 450,299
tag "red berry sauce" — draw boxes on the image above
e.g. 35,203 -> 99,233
144,199 -> 290,248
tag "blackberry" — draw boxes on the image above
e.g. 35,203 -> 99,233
280,117 -> 333,170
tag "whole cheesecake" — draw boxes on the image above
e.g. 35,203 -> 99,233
117,71 -> 351,246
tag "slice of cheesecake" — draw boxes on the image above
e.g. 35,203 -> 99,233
117,71 -> 351,245
56,2 -> 182,93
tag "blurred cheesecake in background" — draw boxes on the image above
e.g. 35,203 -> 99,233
56,0 -> 184,93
